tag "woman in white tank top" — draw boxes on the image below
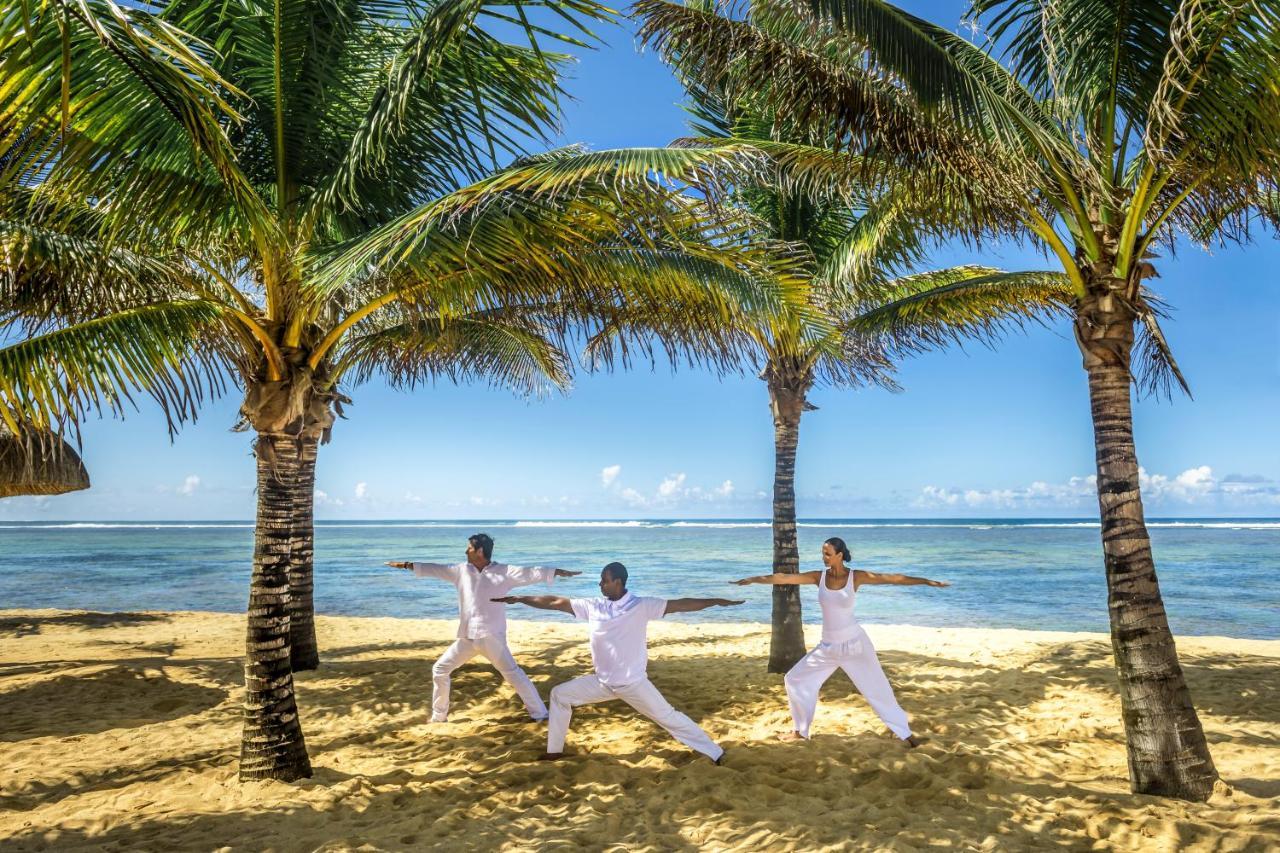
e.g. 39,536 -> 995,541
732,537 -> 948,747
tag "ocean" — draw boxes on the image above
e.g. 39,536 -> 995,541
1,518 -> 1276,639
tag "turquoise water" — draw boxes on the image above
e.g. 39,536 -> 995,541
0,519 -> 1276,638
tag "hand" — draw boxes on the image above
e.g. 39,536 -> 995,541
491,596 -> 521,604
717,599 -> 745,606
386,561 -> 412,570
730,578 -> 754,586
927,579 -> 950,588
555,569 -> 581,577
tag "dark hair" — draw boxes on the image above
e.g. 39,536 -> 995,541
468,533 -> 494,560
824,537 -> 852,562
602,561 -> 628,586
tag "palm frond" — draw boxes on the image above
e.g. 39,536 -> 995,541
1143,0 -> 1280,176
846,267 -> 1074,353
635,0 -> 1044,206
310,147 -> 800,326
0,0 -> 272,243
301,0 -> 615,228
0,189 -> 192,326
0,300 -> 232,436
1133,293 -> 1191,399
338,310 -> 572,398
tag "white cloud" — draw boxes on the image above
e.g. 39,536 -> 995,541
314,489 -> 344,507
603,469 -> 751,509
657,472 -> 687,498
913,465 -> 1280,511
354,482 -> 368,500
178,475 -> 200,497
619,487 -> 647,507
918,485 -> 961,507
1140,465 -> 1215,502
917,474 -> 1099,510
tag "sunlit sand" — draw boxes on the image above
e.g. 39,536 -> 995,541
1,610 -> 1276,850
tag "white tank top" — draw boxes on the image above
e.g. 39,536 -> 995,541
817,568 -> 861,642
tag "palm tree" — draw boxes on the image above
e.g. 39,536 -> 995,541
586,68 -> 1072,672
635,0 -> 1280,800
1,0 -> 785,781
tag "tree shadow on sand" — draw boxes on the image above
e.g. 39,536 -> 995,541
2,630 -> 1277,851
0,666 -> 228,742
0,612 -> 169,638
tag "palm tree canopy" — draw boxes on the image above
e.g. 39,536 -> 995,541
634,0 -> 1278,393
0,0 -> 799,438
583,8 -> 1073,391
637,0 -> 1280,254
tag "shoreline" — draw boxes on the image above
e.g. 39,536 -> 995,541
2,608 -> 1277,850
5,607 -> 1278,647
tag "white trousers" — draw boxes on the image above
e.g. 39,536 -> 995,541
432,636 -> 548,722
784,632 -> 912,740
547,674 -> 723,761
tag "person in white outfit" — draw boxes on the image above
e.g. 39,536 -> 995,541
387,533 -> 580,722
493,561 -> 743,763
732,536 -> 949,747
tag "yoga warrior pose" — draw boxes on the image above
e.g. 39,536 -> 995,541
732,537 -> 948,747
388,533 -> 580,722
494,561 -> 742,763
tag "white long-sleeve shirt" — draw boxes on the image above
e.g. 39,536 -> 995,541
569,592 -> 668,687
411,560 -> 556,639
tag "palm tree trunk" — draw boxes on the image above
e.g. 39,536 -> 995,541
766,375 -> 808,674
288,434 -> 320,672
1076,291 -> 1216,801
240,432 -> 312,782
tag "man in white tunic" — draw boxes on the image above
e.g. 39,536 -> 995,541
493,561 -> 742,763
387,533 -> 580,722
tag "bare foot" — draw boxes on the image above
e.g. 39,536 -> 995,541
777,731 -> 805,742
713,752 -> 725,766
539,752 -> 566,762
903,735 -> 922,748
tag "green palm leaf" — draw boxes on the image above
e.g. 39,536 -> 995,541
339,309 -> 572,398
0,189 -> 189,325
0,300 -> 232,435
0,0 -> 271,243
846,267 -> 1074,351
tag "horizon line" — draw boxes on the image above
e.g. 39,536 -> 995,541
2,515 -> 1278,523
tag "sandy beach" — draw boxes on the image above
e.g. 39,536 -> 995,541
0,609 -> 1276,851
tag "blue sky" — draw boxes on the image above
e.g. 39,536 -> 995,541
3,2 -> 1277,520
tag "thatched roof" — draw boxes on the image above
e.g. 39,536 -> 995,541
0,422 -> 91,497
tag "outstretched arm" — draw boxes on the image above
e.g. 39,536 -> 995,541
387,561 -> 454,581
491,595 -> 575,615
664,598 -> 745,615
506,564 -> 582,587
730,571 -> 821,586
856,570 -> 949,588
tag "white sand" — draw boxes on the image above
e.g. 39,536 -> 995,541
1,609 -> 1277,851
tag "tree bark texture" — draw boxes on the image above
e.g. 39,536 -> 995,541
240,432 -> 313,782
1076,285 -> 1217,801
765,366 -> 810,674
288,434 -> 320,672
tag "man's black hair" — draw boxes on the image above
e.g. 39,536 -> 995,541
469,533 -> 494,560
602,561 -> 628,586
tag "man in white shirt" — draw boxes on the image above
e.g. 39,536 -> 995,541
493,561 -> 743,763
388,533 -> 580,722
